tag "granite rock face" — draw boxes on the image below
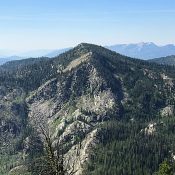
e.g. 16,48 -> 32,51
1,43 -> 175,174
26,53 -> 120,174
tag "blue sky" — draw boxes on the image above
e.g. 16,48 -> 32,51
0,0 -> 175,51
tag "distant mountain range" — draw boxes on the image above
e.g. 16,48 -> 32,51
45,48 -> 71,57
1,43 -> 175,175
0,48 -> 71,65
107,42 -> 175,60
0,49 -> 17,58
1,42 -> 175,65
16,48 -> 71,58
0,56 -> 23,65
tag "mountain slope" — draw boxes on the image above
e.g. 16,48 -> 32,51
0,56 -> 23,65
0,57 -> 50,72
149,55 -> 175,65
45,47 -> 71,57
107,42 -> 175,59
0,43 -> 175,175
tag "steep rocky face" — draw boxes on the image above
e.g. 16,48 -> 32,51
1,43 -> 175,174
25,44 -> 175,174
26,53 -> 120,174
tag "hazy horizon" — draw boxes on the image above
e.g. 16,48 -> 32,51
0,42 -> 175,54
0,0 -> 175,51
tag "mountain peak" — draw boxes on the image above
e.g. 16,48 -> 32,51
76,43 -> 102,51
137,42 -> 156,47
77,42 -> 97,47
1,42 -> 175,175
108,42 -> 175,59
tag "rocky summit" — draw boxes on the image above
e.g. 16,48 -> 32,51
0,43 -> 175,175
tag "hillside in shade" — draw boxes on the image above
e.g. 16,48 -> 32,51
149,55 -> 175,65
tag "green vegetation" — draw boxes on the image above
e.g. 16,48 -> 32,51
0,153 -> 24,175
154,160 -> 173,175
150,55 -> 175,66
86,118 -> 175,175
0,43 -> 175,174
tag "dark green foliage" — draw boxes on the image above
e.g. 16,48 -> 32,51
150,55 -> 175,66
154,160 -> 173,175
1,43 -> 175,174
86,119 -> 175,175
1,57 -> 50,71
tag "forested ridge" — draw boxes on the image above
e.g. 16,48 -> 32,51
0,43 -> 175,175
